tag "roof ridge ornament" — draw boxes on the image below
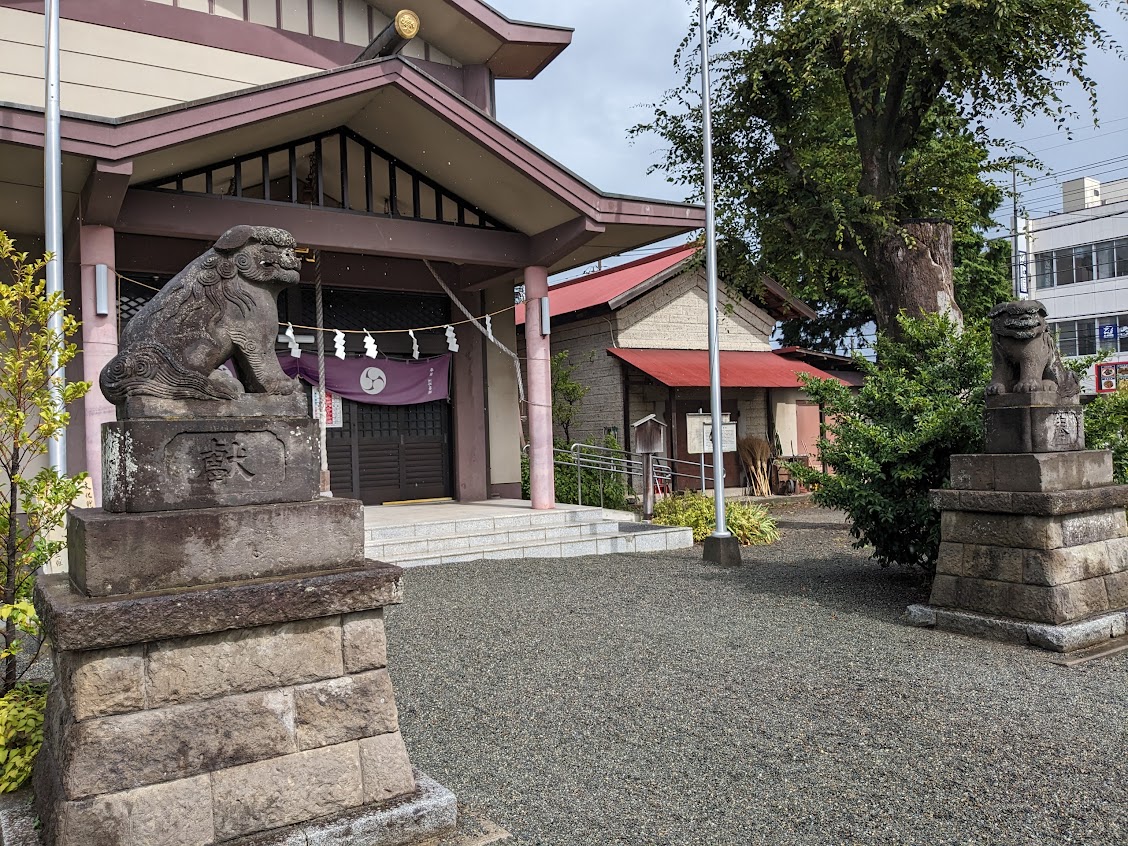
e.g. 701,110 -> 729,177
355,9 -> 420,63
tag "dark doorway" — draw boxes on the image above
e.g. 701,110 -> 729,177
326,397 -> 452,504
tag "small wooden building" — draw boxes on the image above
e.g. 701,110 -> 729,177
516,245 -> 853,488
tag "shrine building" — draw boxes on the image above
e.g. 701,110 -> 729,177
0,0 -> 703,506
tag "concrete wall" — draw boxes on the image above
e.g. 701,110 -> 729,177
484,282 -> 522,495
543,314 -> 624,445
0,4 -> 458,119
737,392 -> 769,442
771,388 -> 804,457
616,269 -> 775,351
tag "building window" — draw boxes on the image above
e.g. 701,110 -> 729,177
1117,238 -> 1128,277
1054,320 -> 1076,357
1055,249 -> 1076,285
1079,319 -> 1097,355
1053,319 -> 1097,357
1073,244 -> 1095,283
1032,237 -> 1128,288
1035,252 -> 1054,289
1097,242 -> 1116,279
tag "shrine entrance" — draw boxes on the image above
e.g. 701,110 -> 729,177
326,397 -> 452,504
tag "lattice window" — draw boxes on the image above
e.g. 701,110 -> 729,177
355,403 -> 399,439
405,402 -> 446,437
117,276 -> 168,327
137,127 -> 509,231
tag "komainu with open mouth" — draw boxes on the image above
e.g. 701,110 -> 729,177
100,225 -> 303,404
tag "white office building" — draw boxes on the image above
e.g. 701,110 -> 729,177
1022,176 -> 1128,394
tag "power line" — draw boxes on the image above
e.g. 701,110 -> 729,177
1010,114 -> 1128,146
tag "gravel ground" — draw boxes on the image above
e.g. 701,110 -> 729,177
385,526 -> 1128,846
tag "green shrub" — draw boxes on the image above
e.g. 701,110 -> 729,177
792,313 -> 992,573
1085,385 -> 1128,484
0,682 -> 46,792
652,491 -> 780,545
521,434 -> 629,510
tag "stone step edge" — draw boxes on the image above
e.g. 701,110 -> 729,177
905,602 -> 1128,653
363,507 -> 635,543
388,524 -> 695,568
364,519 -> 628,555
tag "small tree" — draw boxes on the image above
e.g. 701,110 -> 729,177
551,350 -> 591,445
793,313 -> 991,572
1085,386 -> 1128,485
0,233 -> 89,691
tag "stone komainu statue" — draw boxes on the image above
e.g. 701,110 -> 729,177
101,226 -> 302,404
985,300 -> 1080,401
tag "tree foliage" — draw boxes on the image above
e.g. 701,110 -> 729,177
0,233 -> 89,692
551,349 -> 591,444
1085,385 -> 1128,484
633,0 -> 1121,346
792,314 -> 992,572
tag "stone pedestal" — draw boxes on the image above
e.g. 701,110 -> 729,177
911,450 -> 1128,652
33,395 -> 456,845
984,391 -> 1085,454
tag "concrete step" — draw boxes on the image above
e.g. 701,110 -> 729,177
365,519 -> 619,561
363,503 -> 607,545
386,523 -> 695,568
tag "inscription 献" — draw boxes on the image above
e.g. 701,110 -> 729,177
199,437 -> 255,483
165,430 -> 287,499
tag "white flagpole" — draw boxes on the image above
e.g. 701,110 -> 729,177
45,0 -> 67,474
700,0 -> 730,545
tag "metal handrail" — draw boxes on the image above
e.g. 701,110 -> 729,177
526,441 -> 725,507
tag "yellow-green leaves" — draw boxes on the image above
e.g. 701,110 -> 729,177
0,683 -> 47,792
653,492 -> 781,545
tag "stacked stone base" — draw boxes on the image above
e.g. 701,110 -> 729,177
32,564 -> 456,845
913,450 -> 1128,652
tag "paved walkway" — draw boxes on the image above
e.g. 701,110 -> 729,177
385,524 -> 1128,846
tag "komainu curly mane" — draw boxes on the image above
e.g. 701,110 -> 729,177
100,226 -> 302,404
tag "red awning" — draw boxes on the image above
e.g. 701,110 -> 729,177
607,348 -> 848,388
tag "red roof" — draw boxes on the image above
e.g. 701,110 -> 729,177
607,348 -> 848,389
515,245 -> 698,325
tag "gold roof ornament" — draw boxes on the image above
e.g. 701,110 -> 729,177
394,10 -> 421,40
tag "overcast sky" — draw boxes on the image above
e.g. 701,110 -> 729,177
489,1 -> 1128,276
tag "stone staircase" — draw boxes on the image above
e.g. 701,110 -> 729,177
363,500 -> 694,567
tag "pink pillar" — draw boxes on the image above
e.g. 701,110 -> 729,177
524,265 -> 555,510
78,226 -> 119,505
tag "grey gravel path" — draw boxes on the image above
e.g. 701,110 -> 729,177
385,527 -> 1128,846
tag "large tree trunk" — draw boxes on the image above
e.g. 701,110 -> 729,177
868,219 -> 962,337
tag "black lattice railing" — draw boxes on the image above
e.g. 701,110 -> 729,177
137,127 -> 511,231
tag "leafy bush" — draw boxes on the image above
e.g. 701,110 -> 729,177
0,682 -> 46,792
792,314 -> 992,572
1085,385 -> 1128,484
652,492 -> 780,545
1,233 -> 88,692
522,434 -> 629,510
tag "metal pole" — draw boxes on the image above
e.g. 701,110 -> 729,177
700,0 -> 729,538
1012,168 -> 1021,300
313,251 -> 331,495
642,453 -> 655,520
44,0 -> 66,474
